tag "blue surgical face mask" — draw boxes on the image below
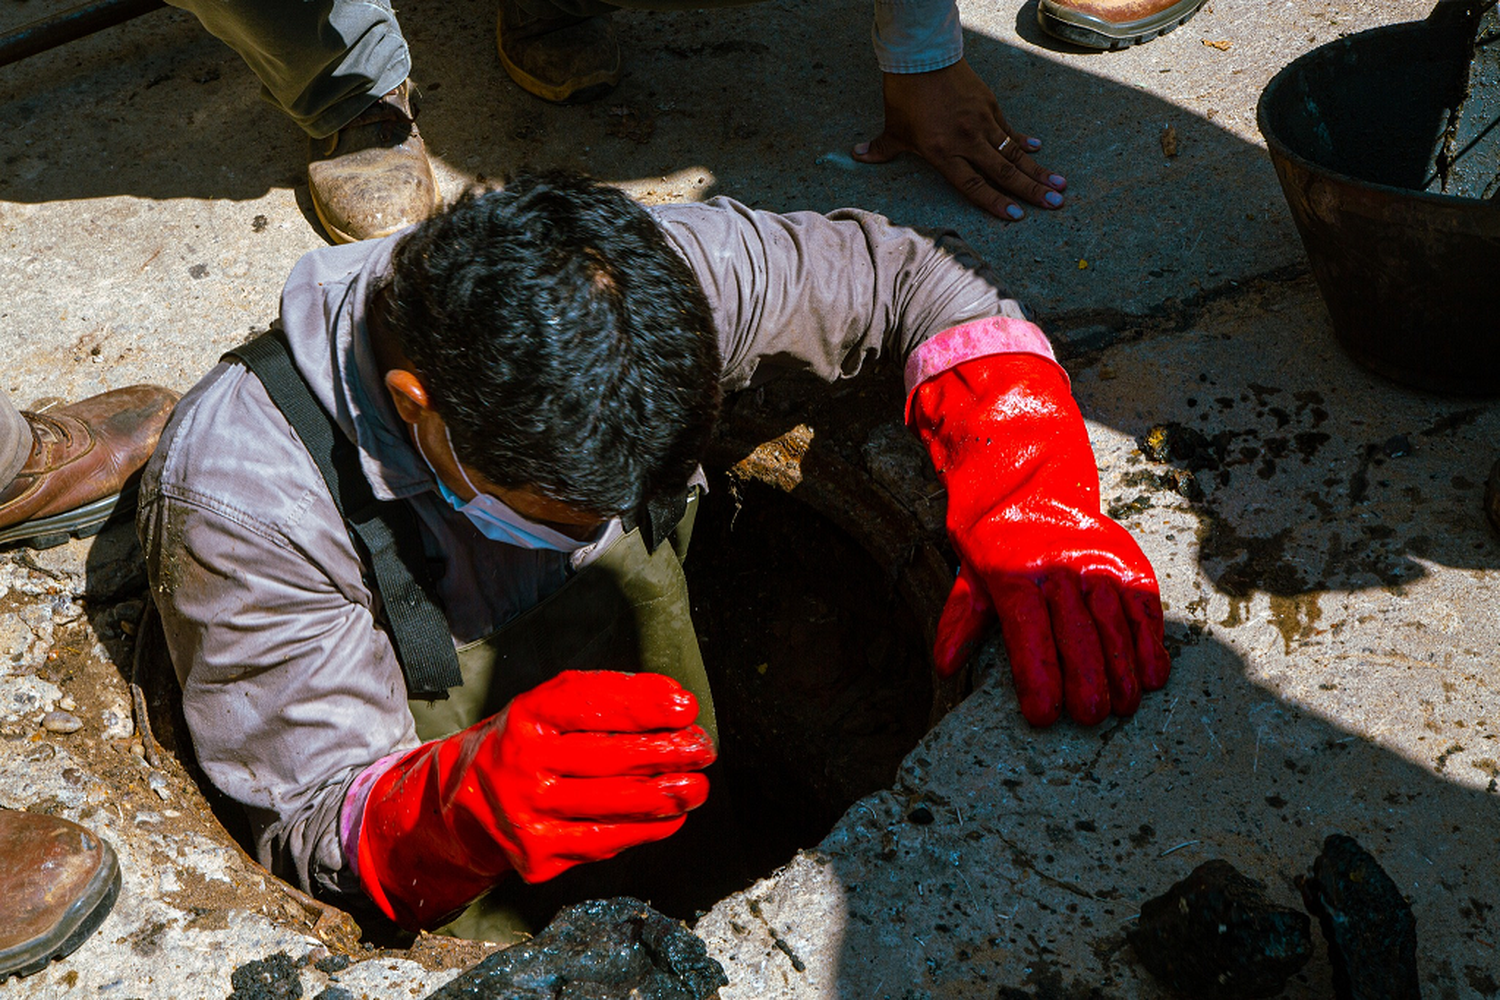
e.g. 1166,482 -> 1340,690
413,425 -> 592,553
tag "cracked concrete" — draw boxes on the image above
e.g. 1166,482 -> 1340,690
4,0 -> 1498,996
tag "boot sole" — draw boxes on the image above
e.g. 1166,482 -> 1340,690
0,487 -> 133,550
495,22 -> 622,104
0,837 -> 120,979
308,190 -> 430,247
1037,0 -> 1207,49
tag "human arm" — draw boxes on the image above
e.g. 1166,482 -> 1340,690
856,0 -> 1067,220
136,363 -> 420,899
906,339 -> 1170,725
652,200 -> 1168,724
355,670 -> 714,929
651,198 -> 1031,389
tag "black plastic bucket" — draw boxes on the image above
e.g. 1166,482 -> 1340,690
1258,19 -> 1500,395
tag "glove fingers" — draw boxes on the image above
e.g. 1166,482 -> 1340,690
933,563 -> 998,678
532,772 -> 710,822
515,815 -> 690,883
1040,572 -> 1110,726
1082,576 -> 1141,717
518,670 -> 700,732
991,580 -> 1063,726
1121,586 -> 1172,691
544,727 -> 717,777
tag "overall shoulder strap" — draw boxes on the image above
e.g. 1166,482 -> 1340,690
225,330 -> 463,699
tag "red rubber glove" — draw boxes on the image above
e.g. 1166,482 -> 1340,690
356,670 -> 716,930
909,352 -> 1170,727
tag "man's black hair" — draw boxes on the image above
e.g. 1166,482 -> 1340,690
383,170 -> 722,517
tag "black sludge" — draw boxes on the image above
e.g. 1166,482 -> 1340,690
1129,858 -> 1313,999
421,897 -> 728,1000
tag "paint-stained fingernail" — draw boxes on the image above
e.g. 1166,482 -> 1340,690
1026,137 -> 1042,150
1006,204 -> 1025,220
853,141 -> 870,156
1048,173 -> 1067,189
1044,190 -> 1064,208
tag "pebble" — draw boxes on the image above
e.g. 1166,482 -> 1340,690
100,702 -> 134,740
42,710 -> 83,734
148,771 -> 171,801
58,695 -> 76,712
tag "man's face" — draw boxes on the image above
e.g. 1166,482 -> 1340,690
385,367 -> 608,542
457,465 -> 607,543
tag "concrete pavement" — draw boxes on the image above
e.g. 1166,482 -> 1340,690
4,0 -> 1497,996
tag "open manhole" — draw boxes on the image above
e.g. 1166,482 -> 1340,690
137,373 -> 963,944
687,408 -> 961,885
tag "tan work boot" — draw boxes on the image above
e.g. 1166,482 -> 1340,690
496,0 -> 622,104
308,81 -> 439,244
0,810 -> 121,979
1037,0 -> 1208,49
0,385 -> 178,549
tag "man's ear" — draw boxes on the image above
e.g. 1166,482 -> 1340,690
384,369 -> 432,427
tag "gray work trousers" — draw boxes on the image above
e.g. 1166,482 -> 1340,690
166,0 -> 757,138
0,393 -> 31,490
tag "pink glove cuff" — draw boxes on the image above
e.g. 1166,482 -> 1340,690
340,748 -> 412,879
903,317 -> 1064,424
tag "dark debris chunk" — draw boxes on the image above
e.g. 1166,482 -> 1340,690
1297,834 -> 1421,1000
1128,859 -> 1312,999
228,952 -> 304,1000
1139,422 -> 1228,473
420,897 -> 727,1000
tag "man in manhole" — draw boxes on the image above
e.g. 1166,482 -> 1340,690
137,171 -> 1171,940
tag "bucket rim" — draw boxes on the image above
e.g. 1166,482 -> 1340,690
1255,19 -> 1500,214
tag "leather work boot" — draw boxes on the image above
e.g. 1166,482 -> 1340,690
0,385 -> 178,549
308,81 -> 439,245
1037,0 -> 1209,49
496,0 -> 623,104
0,810 -> 121,980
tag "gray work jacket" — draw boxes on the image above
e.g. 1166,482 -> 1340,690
137,197 -> 1025,899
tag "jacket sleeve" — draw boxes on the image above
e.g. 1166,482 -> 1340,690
137,363 -> 419,901
651,197 -> 1030,392
872,0 -> 964,73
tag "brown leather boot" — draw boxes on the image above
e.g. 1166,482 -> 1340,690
496,0 -> 622,104
0,810 -> 121,979
1038,0 -> 1208,49
0,385 -> 178,549
308,81 -> 439,245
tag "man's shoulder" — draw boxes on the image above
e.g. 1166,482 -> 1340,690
141,359 -> 334,542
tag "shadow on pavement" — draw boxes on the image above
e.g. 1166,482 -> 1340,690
789,621 -> 1500,998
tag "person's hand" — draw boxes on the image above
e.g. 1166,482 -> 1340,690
483,670 -> 715,881
357,670 -> 715,928
909,353 -> 1170,726
853,59 -> 1067,221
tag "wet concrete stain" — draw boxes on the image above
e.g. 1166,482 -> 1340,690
123,918 -> 172,957
1129,390 -> 1496,651
1267,592 -> 1324,653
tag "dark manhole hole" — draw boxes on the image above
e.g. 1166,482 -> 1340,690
687,468 -> 934,872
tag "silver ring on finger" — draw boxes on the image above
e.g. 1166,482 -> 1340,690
997,136 -> 1013,154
